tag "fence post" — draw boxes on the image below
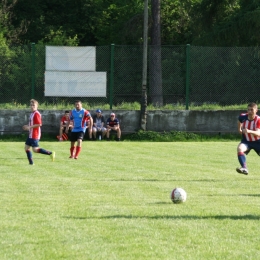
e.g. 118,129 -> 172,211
31,43 -> 35,99
185,44 -> 190,110
109,44 -> 115,109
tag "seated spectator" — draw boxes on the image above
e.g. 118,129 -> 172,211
57,110 -> 73,141
106,112 -> 121,141
92,109 -> 107,140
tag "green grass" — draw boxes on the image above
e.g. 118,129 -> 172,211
1,141 -> 260,259
0,101 -> 249,110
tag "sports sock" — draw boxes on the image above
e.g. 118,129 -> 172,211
238,152 -> 246,168
37,148 -> 51,155
26,149 -> 33,164
75,146 -> 81,158
70,147 -> 75,156
62,133 -> 68,140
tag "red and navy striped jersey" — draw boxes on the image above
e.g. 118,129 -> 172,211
238,113 -> 260,141
29,110 -> 42,139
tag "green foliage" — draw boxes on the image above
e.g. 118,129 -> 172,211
0,0 -> 259,47
125,130 -> 240,141
38,28 -> 79,46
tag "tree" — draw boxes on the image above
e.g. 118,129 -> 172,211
149,0 -> 163,106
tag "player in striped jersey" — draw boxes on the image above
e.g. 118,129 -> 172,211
65,100 -> 92,159
236,102 -> 260,175
23,99 -> 55,165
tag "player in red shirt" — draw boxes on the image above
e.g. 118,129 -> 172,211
57,110 -> 73,141
236,102 -> 260,175
23,99 -> 55,165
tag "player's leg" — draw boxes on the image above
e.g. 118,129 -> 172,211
116,127 -> 121,141
102,127 -> 107,139
93,127 -> 97,139
106,128 -> 111,140
59,126 -> 64,141
61,127 -> 69,141
24,138 -> 33,165
236,142 -> 249,175
32,140 -> 55,162
88,126 -> 93,140
74,132 -> 85,159
69,132 -> 78,158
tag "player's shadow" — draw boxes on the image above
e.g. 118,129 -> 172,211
108,179 -> 222,182
63,214 -> 260,220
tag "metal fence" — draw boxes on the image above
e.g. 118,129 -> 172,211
0,44 -> 260,109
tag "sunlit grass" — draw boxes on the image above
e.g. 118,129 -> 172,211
1,141 -> 260,259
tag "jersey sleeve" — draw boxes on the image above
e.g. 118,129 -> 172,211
84,110 -> 91,120
238,113 -> 246,123
34,112 -> 42,125
256,117 -> 260,129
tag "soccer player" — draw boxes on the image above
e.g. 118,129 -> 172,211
57,110 -> 73,141
23,99 -> 55,165
106,112 -> 121,141
236,102 -> 260,175
66,100 -> 92,159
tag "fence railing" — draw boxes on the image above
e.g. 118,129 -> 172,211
0,44 -> 260,109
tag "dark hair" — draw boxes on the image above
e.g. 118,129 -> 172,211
248,102 -> 258,108
65,110 -> 70,113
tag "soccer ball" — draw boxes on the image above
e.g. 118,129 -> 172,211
170,188 -> 187,204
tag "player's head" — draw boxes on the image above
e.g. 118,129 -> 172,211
247,102 -> 258,116
65,110 -> 70,117
74,100 -> 82,111
30,99 -> 38,111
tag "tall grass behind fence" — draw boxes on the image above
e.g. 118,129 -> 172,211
0,44 -> 260,109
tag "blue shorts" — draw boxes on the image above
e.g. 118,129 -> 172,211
25,138 -> 39,147
240,139 -> 260,156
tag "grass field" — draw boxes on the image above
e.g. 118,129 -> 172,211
1,141 -> 260,260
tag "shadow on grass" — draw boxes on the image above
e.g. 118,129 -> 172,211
63,214 -> 260,220
106,179 -> 224,182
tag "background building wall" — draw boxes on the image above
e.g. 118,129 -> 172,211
0,110 -> 242,135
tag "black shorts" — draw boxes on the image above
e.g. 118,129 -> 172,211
70,131 -> 85,142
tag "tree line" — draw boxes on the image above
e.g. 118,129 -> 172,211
0,0 -> 259,47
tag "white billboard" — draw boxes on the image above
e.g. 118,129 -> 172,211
44,71 -> 107,97
46,46 -> 96,71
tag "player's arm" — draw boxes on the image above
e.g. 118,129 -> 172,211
88,117 -> 93,128
237,120 -> 243,134
23,113 -> 42,130
106,120 -> 111,130
23,124 -> 41,130
60,116 -> 65,127
242,127 -> 260,137
65,113 -> 73,132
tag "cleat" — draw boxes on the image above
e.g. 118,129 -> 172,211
50,151 -> 55,162
236,167 -> 248,175
74,156 -> 78,160
69,155 -> 74,159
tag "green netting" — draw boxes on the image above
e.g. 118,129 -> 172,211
0,44 -> 259,108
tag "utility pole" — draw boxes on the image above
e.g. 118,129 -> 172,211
140,0 -> 148,130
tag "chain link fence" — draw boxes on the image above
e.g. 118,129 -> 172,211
0,44 -> 260,108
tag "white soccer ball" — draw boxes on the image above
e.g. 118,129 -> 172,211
170,188 -> 187,204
